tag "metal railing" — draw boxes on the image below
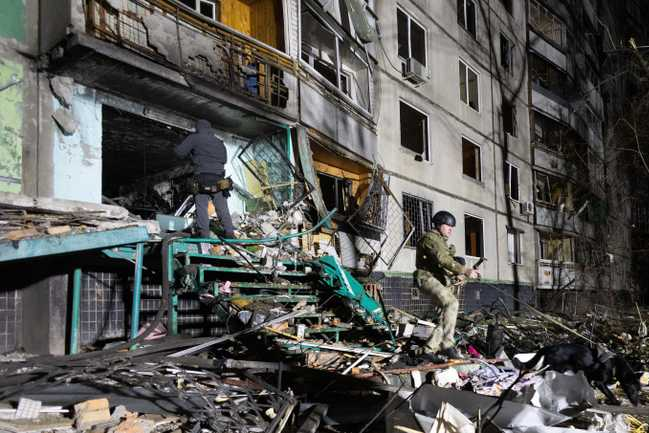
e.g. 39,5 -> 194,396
85,0 -> 295,110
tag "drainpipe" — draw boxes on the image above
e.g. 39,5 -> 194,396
283,125 -> 294,202
129,243 -> 145,349
69,268 -> 82,355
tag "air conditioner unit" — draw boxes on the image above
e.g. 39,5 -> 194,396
520,201 -> 535,215
404,57 -> 428,85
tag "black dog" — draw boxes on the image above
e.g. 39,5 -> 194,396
513,343 -> 640,406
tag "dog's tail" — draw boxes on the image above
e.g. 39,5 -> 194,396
512,349 -> 545,371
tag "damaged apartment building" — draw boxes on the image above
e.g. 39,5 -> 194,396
0,0 -> 643,355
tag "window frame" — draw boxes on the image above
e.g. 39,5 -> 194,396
459,59 -> 480,111
402,193 -> 435,248
397,7 -> 428,69
529,0 -> 566,49
505,161 -> 520,202
464,213 -> 484,258
176,0 -> 219,21
461,137 -> 482,182
457,0 -> 477,38
300,6 -> 372,113
507,227 -> 522,265
399,100 -> 430,161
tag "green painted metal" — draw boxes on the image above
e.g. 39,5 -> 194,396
0,58 -> 24,193
0,0 -> 25,41
317,255 -> 387,327
226,294 -> 318,303
129,243 -> 145,348
70,268 -> 82,355
201,265 -> 308,277
230,281 -> 308,290
0,226 -> 150,262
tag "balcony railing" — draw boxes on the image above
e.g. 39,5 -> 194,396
84,0 -> 296,112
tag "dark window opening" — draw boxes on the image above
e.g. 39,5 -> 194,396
403,194 -> 434,248
462,138 -> 481,181
500,33 -> 512,73
502,100 -> 516,136
318,172 -> 351,215
400,101 -> 429,160
457,0 -> 477,37
397,8 -> 427,73
500,0 -> 513,14
464,215 -> 484,257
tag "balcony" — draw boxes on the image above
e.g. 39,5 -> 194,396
537,259 -> 576,289
535,204 -> 594,237
50,0 -> 299,129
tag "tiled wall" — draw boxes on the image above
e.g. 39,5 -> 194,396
80,271 -> 127,344
0,288 -> 21,353
379,273 -> 534,316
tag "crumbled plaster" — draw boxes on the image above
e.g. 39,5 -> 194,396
52,107 -> 78,135
50,76 -> 74,108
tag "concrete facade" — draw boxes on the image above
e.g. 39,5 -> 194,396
0,0 -> 645,353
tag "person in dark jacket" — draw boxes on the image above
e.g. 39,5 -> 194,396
175,119 -> 235,240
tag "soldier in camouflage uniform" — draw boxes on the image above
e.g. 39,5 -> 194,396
415,211 -> 480,359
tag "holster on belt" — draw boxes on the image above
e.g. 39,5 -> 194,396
194,177 -> 234,194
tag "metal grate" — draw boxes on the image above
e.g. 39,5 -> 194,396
402,193 -> 434,248
80,272 -> 127,345
346,168 -> 413,270
0,288 -> 21,354
237,132 -> 311,211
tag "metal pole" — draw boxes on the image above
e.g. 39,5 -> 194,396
70,268 -> 82,355
130,243 -> 145,348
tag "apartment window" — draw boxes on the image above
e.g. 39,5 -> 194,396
500,0 -> 513,14
459,60 -> 479,111
529,0 -> 565,48
507,228 -> 522,264
457,0 -> 477,37
465,215 -> 484,257
539,232 -> 575,262
535,171 -> 574,210
532,112 -> 574,153
318,172 -> 352,214
462,138 -> 481,181
505,162 -> 519,201
301,9 -> 371,112
403,194 -> 434,248
177,0 -> 219,20
502,100 -> 516,136
530,53 -> 570,98
397,8 -> 427,73
400,101 -> 429,160
500,33 -> 513,74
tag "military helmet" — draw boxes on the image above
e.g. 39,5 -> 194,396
432,210 -> 456,227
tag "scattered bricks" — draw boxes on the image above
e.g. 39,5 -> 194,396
109,416 -> 155,433
74,398 -> 111,430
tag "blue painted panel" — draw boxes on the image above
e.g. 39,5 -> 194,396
0,226 -> 149,262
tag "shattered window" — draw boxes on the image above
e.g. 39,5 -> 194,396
462,138 -> 481,181
535,171 -> 574,210
539,232 -> 575,262
402,194 -> 434,248
529,0 -> 565,48
302,8 -> 371,112
459,60 -> 479,111
505,162 -> 519,201
399,101 -> 429,160
507,228 -> 522,264
464,215 -> 484,257
457,0 -> 477,37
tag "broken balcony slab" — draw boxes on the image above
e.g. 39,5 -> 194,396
0,226 -> 150,263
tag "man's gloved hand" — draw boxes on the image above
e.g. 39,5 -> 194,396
464,268 -> 481,279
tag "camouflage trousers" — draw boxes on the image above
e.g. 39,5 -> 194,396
415,269 -> 459,353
